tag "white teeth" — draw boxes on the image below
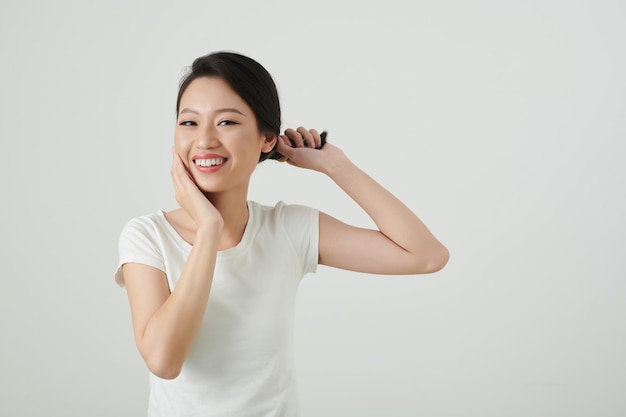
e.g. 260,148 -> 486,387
194,158 -> 225,167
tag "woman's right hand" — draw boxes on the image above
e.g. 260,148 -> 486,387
171,149 -> 224,231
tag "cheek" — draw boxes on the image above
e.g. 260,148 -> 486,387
173,132 -> 190,152
173,136 -> 194,170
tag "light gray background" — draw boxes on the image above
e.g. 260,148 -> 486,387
1,1 -> 624,416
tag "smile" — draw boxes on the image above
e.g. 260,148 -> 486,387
194,158 -> 226,167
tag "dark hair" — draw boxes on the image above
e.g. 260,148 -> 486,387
176,51 -> 284,162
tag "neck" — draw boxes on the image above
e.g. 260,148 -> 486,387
205,190 -> 248,224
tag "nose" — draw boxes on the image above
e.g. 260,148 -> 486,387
196,124 -> 220,149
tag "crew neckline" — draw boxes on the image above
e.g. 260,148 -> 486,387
156,201 -> 257,261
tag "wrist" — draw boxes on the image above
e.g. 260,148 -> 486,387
324,153 -> 356,179
195,219 -> 224,238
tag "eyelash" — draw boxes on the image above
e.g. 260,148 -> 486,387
178,120 -> 237,127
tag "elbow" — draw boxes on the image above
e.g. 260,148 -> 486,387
145,356 -> 183,380
140,346 -> 184,380
414,244 -> 449,274
429,244 -> 450,273
430,245 -> 450,273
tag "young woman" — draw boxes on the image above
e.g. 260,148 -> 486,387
115,51 -> 448,416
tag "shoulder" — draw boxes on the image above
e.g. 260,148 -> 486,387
247,201 -> 319,275
249,200 -> 319,251
117,211 -> 169,263
116,211 -> 169,287
249,200 -> 318,229
120,211 -> 167,238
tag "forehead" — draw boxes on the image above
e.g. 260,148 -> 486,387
180,76 -> 248,110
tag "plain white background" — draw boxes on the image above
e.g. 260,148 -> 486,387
1,0 -> 624,416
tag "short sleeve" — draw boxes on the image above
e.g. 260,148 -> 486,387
114,216 -> 166,287
274,202 -> 319,276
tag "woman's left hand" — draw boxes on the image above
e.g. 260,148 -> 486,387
276,127 -> 347,174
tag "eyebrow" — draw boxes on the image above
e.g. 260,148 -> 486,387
178,107 -> 247,117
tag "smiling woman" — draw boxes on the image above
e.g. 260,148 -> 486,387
115,51 -> 448,417
173,76 -> 275,197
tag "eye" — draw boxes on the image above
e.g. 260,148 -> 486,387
178,120 -> 197,126
218,120 -> 237,126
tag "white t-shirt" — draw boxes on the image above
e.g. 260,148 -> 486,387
115,201 -> 319,417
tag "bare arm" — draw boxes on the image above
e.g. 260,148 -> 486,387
124,225 -> 220,379
277,128 -> 449,275
123,151 -> 223,379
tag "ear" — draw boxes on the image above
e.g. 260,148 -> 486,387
261,133 -> 278,153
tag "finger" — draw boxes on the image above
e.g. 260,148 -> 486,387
276,135 -> 296,160
171,155 -> 185,202
284,128 -> 304,148
173,151 -> 194,181
172,151 -> 197,199
309,128 -> 322,149
296,126 -> 315,148
171,152 -> 185,184
171,149 -> 183,181
172,154 -> 191,195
